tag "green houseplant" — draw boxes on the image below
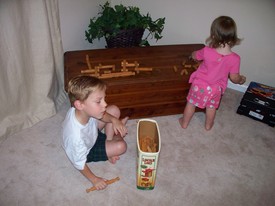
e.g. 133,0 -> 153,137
85,1 -> 165,47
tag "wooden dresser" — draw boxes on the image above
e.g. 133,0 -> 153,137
64,44 -> 204,119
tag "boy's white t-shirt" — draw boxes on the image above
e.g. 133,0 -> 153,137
62,107 -> 98,170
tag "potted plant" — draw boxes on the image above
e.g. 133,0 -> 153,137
85,1 -> 165,47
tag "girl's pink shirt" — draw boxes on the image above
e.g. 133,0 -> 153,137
189,46 -> 240,93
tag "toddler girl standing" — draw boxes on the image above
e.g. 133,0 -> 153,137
179,16 -> 246,130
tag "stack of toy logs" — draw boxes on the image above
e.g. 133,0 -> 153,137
139,135 -> 157,153
173,58 -> 200,76
81,55 -> 153,79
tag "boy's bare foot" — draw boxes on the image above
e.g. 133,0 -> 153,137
121,116 -> 129,125
109,156 -> 120,164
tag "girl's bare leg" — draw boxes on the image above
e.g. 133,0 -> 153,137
179,102 -> 196,129
205,107 -> 216,130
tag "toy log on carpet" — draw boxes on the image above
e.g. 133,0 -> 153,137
86,177 -> 120,193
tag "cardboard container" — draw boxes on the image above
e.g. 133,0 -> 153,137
237,81 -> 275,127
136,119 -> 161,190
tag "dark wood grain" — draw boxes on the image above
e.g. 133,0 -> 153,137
64,44 -> 204,118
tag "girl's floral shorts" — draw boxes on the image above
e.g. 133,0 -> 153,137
187,83 -> 222,109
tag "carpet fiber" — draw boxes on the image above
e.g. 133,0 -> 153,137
0,89 -> 274,206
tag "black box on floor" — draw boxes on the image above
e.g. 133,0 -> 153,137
237,81 -> 275,127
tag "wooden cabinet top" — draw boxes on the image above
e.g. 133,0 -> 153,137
64,44 -> 204,91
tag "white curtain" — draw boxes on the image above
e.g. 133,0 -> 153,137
0,0 -> 67,144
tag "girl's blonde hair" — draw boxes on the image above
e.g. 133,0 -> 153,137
67,75 -> 106,106
206,16 -> 241,48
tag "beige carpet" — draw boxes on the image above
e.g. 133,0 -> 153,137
0,89 -> 274,206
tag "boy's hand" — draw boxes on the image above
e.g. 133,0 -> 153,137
92,176 -> 108,190
80,164 -> 108,190
112,118 -> 128,137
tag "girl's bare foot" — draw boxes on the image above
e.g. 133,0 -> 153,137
178,117 -> 188,129
205,108 -> 216,131
178,117 -> 183,127
205,121 -> 214,131
109,156 -> 120,164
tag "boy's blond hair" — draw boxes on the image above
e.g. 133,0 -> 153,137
67,75 -> 106,106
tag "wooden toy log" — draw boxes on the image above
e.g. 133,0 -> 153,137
180,69 -> 188,75
139,136 -> 157,153
86,55 -> 93,70
88,73 -> 100,78
121,60 -> 139,68
99,71 -> 136,79
82,63 -> 115,74
135,67 -> 152,71
81,69 -> 96,74
95,65 -> 116,70
86,177 -> 120,193
135,67 -> 153,74
121,60 -> 128,72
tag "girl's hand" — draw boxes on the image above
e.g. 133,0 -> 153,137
229,73 -> 246,85
239,75 -> 246,85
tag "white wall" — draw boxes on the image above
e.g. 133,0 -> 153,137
59,0 -> 106,51
59,0 -> 275,89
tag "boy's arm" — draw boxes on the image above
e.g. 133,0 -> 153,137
80,163 -> 108,190
229,73 -> 246,85
100,112 -> 127,137
100,111 -> 116,123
